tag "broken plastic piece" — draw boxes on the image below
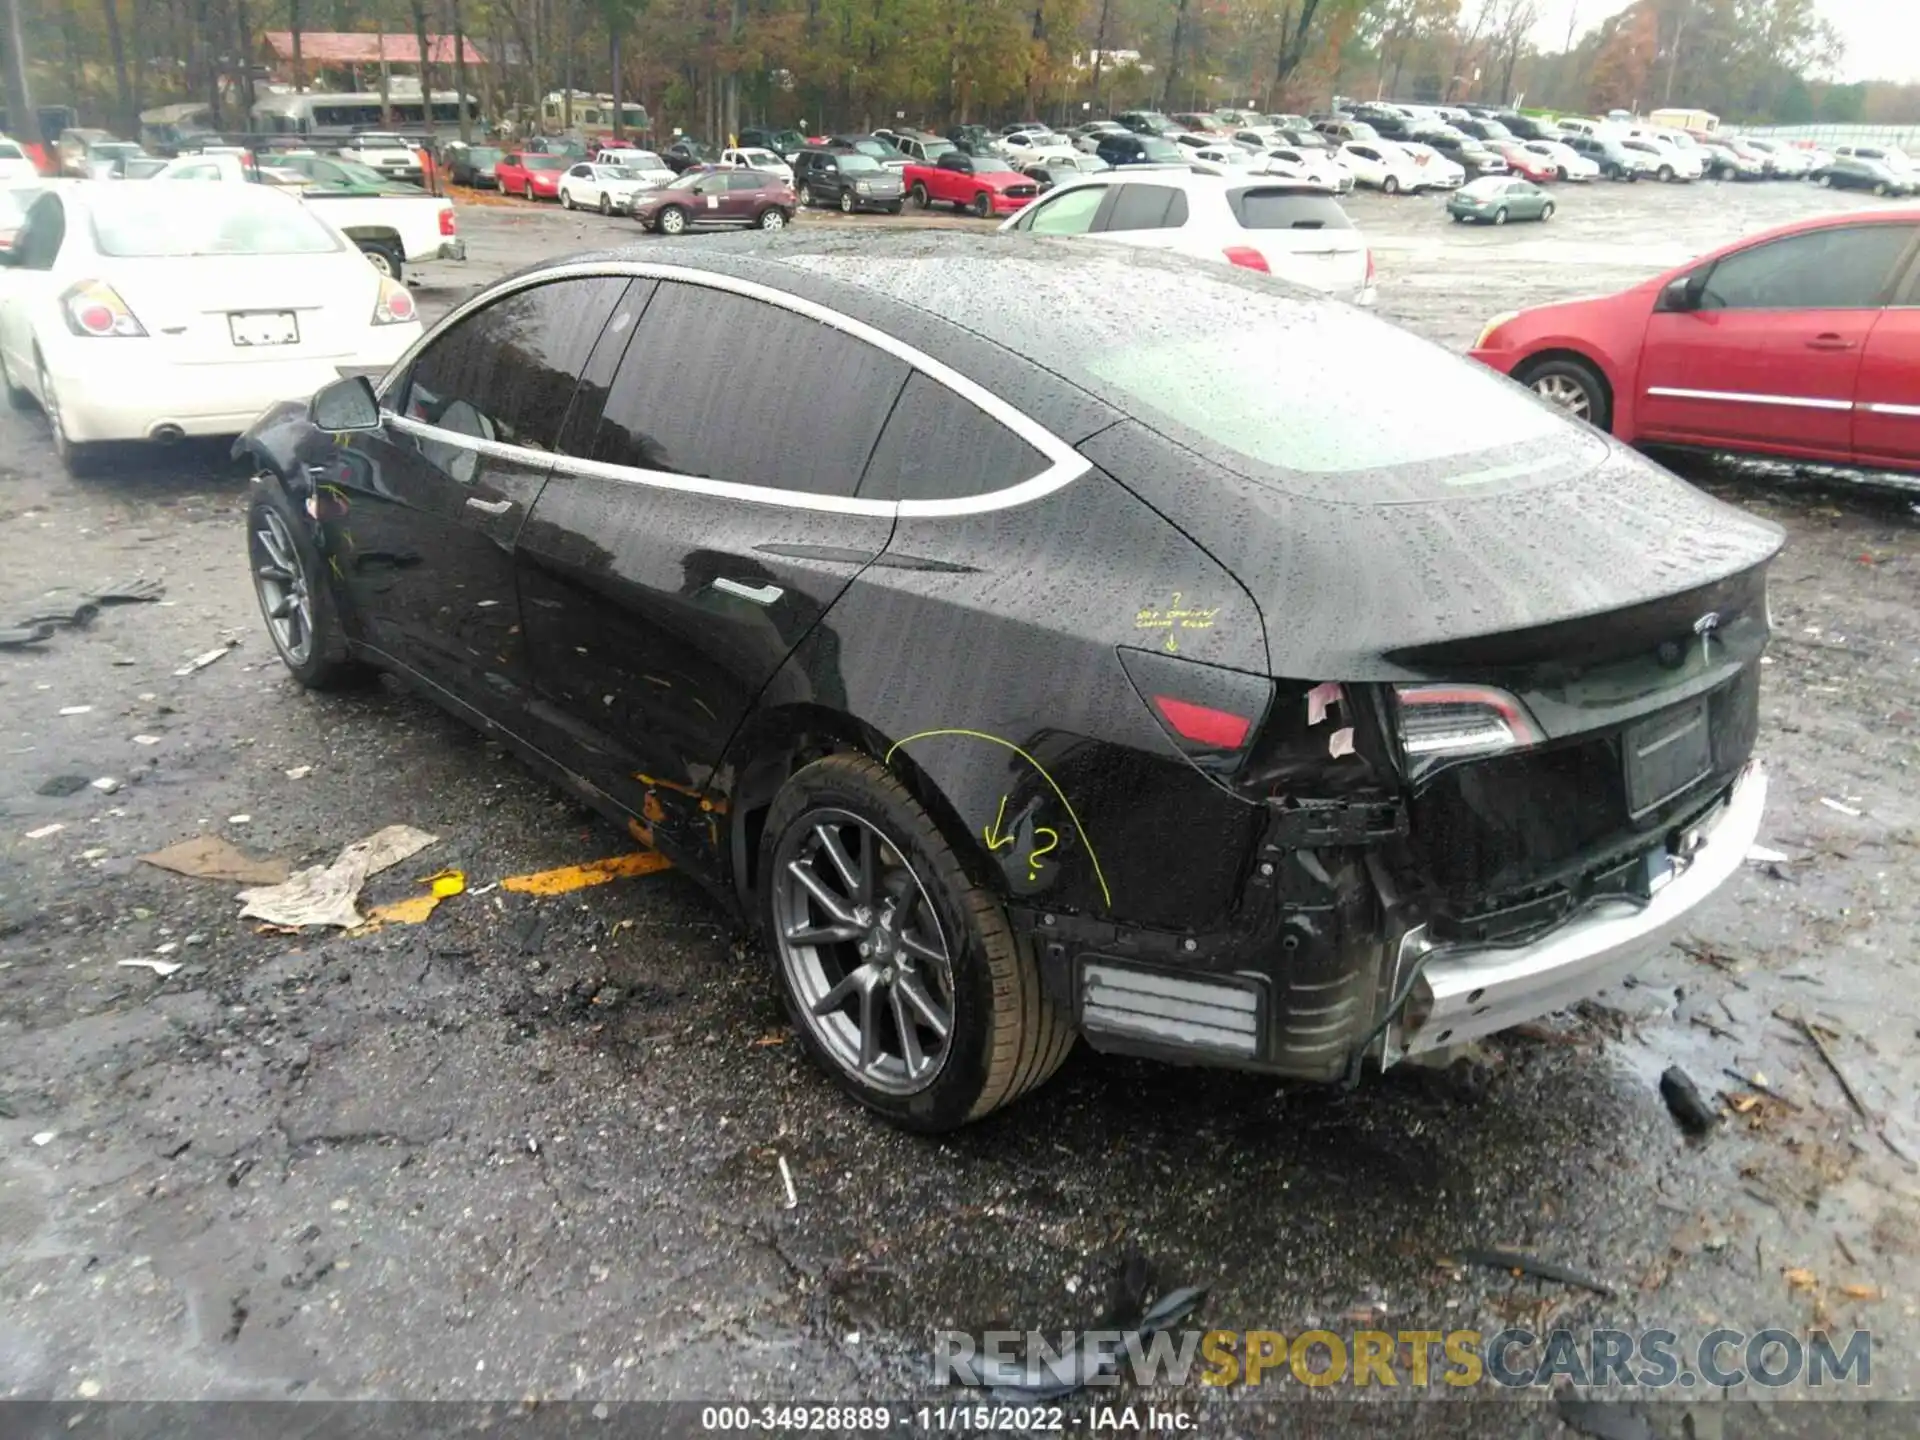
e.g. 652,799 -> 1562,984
367,868 -> 468,925
1820,797 -> 1862,818
1745,845 -> 1788,864
174,643 -> 236,677
1327,726 -> 1355,758
0,624 -> 54,649
88,577 -> 166,604
237,824 -> 439,929
1305,681 -> 1341,726
117,959 -> 184,978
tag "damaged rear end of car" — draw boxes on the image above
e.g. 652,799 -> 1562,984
1057,275 -> 1780,1083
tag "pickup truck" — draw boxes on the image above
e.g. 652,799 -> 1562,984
150,151 -> 466,278
902,150 -> 1038,217
335,132 -> 425,185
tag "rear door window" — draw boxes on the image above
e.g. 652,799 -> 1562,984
1227,188 -> 1352,230
1098,183 -> 1188,232
1700,224 -> 1917,310
1019,184 -> 1107,234
858,373 -> 1047,502
585,282 -> 909,498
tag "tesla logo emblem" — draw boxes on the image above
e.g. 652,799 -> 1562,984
1694,611 -> 1720,664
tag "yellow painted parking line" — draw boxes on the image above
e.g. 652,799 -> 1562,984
499,851 -> 672,896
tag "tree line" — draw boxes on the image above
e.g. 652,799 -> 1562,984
0,0 -> 1880,151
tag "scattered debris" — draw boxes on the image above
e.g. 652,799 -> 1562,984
89,577 -> 165,605
777,1153 -> 798,1209
58,705 -> 93,716
1745,844 -> 1789,864
1723,1068 -> 1800,1111
1660,1066 -> 1720,1135
117,959 -> 183,978
30,1131 -> 55,1146
1457,1249 -> 1616,1298
173,642 -> 237,677
19,598 -> 100,630
1838,1283 -> 1881,1301
91,777 -> 120,794
367,868 -> 468,926
141,834 -> 289,886
285,765 -> 313,780
237,824 -> 439,928
751,1031 -> 787,1047
25,824 -> 65,840
35,775 -> 89,797
1688,1014 -> 1738,1041
1819,797 -> 1862,818
228,814 -> 252,825
1836,1235 -> 1860,1266
1785,1267 -> 1818,1292
958,1284 -> 1209,1399
0,624 -> 54,649
132,734 -> 162,746
1801,1018 -> 1873,1122
499,851 -> 672,896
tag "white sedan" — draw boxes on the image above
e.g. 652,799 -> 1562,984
1396,142 -> 1465,189
559,162 -> 652,213
0,182 -> 421,475
1522,140 -> 1600,182
1254,148 -> 1352,193
720,147 -> 794,183
0,137 -> 39,183
1339,140 -> 1427,194
997,130 -> 1078,163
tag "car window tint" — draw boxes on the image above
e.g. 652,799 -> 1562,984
727,172 -> 762,191
15,194 -> 64,269
588,283 -> 909,497
1023,184 -> 1106,234
1100,184 -> 1184,232
399,277 -> 629,452
1700,225 -> 1915,310
1229,188 -> 1352,230
859,373 -> 1047,502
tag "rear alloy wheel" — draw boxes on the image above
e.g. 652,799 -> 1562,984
1556,165 -> 1569,181
1493,206 -> 1509,225
971,190 -> 992,217
910,181 -> 930,208
358,240 -> 403,279
1658,164 -> 1674,182
599,192 -> 612,215
657,206 -> 688,235
249,489 -> 375,690
37,353 -> 98,478
840,190 -> 856,214
758,206 -> 787,230
1517,355 -> 1610,431
764,754 -> 1074,1130
1382,174 -> 1400,195
1540,201 -> 1555,220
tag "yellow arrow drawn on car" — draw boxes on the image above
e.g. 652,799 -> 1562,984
885,728 -> 1111,910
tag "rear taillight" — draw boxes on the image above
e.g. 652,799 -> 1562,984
1393,683 -> 1540,774
1151,695 -> 1254,750
373,276 -> 416,325
61,280 -> 145,337
438,206 -> 457,236
1223,245 -> 1269,272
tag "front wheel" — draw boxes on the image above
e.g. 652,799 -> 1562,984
1382,174 -> 1400,195
1817,172 -> 1833,187
248,487 -> 376,690
1540,201 -> 1555,220
800,183 -> 815,207
1493,207 -> 1508,225
762,753 -> 1075,1130
840,190 -> 856,213
1874,181 -> 1889,197
1516,355 -> 1611,431
971,190 -> 992,217
599,192 -> 612,215
1658,164 -> 1674,182
561,188 -> 575,209
657,206 -> 688,236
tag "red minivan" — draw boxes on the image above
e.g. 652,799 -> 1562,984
1470,209 -> 1920,473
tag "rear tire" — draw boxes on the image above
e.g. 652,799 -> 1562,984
561,188 -> 574,209
757,206 -> 787,230
1516,355 -> 1611,431
657,206 -> 688,235
800,183 -> 815,207
1382,174 -> 1400,195
1658,164 -> 1674,182
1493,207 -> 1508,225
599,192 -> 612,215
358,240 -> 403,280
761,753 -> 1074,1131
971,190 -> 992,217
1540,200 -> 1555,220
910,181 -> 929,208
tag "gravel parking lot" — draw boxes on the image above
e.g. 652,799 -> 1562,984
2,175 -> 1917,1435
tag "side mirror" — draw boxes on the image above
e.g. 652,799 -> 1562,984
311,374 -> 381,432
1657,273 -> 1702,313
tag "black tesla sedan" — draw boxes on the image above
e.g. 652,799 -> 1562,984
237,233 -> 1779,1131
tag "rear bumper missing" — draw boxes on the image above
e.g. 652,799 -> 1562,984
1387,760 -> 1766,1060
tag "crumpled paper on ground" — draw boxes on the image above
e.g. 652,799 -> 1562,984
237,824 -> 439,929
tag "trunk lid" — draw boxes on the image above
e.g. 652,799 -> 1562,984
104,252 -> 377,364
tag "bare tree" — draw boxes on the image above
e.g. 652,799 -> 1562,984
2,0 -> 37,146
103,0 -> 134,134
289,0 -> 303,91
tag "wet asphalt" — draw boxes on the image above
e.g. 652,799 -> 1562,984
1,176 -> 1918,1437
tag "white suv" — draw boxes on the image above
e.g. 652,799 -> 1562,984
999,170 -> 1375,305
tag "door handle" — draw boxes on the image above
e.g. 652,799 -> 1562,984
464,496 -> 514,516
1806,334 -> 1856,351
712,577 -> 784,605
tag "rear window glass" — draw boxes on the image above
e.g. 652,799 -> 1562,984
90,190 -> 342,257
1228,188 -> 1351,230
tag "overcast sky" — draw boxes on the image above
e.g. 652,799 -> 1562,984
1531,0 -> 1920,84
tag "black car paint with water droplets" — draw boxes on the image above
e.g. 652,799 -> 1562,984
235,231 -> 1780,1130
